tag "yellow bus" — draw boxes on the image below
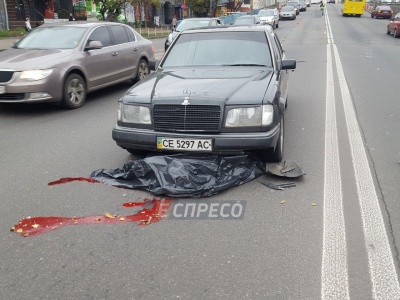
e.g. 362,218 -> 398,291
341,0 -> 366,17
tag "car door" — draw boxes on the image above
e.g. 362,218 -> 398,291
109,24 -> 137,81
83,25 -> 120,90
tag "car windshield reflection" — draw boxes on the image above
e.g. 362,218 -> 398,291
162,31 -> 273,67
16,27 -> 87,50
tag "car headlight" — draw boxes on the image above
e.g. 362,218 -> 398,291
119,104 -> 151,124
167,34 -> 173,43
20,69 -> 53,81
225,105 -> 273,127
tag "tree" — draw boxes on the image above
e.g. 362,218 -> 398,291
93,0 -> 125,21
187,0 -> 209,16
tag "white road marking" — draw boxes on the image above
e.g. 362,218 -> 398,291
324,10 -> 400,300
321,30 -> 350,300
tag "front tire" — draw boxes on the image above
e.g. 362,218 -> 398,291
276,22 -> 279,28
62,74 -> 86,109
135,59 -> 149,82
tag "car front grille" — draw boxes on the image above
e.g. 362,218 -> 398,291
0,71 -> 14,83
153,105 -> 221,132
0,93 -> 25,101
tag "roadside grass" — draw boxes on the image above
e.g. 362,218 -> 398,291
0,28 -> 25,37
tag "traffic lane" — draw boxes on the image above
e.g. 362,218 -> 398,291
1,33 -> 326,300
327,5 -> 400,273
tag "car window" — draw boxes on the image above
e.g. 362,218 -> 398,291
282,6 -> 295,11
110,25 -> 130,45
270,32 -> 283,64
259,10 -> 274,16
16,26 -> 86,49
125,27 -> 137,42
211,20 -> 218,26
176,20 -> 212,32
162,31 -> 272,68
87,26 -> 112,47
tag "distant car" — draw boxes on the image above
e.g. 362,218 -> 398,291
299,1 -> 307,11
232,15 -> 262,26
311,0 -> 321,4
280,6 -> 297,20
387,12 -> 400,37
165,18 -> 224,51
287,1 -> 301,14
257,9 -> 280,28
112,26 -> 297,162
371,5 -> 393,19
0,22 -> 154,109
305,0 -> 311,7
327,0 -> 335,3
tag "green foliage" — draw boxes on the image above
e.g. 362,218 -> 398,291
0,28 -> 25,37
57,9 -> 70,19
187,0 -> 209,16
92,0 -> 126,21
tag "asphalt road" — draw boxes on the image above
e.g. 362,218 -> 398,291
1,6 -> 400,299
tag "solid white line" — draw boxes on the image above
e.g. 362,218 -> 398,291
327,13 -> 400,299
321,42 -> 350,300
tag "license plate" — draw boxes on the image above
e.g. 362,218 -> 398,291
157,137 -> 212,151
0,86 -> 5,94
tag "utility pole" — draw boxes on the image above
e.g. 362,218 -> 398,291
250,0 -> 253,15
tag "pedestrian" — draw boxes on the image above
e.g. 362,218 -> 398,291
25,17 -> 32,32
69,13 -> 75,21
172,16 -> 177,31
320,2 -> 325,16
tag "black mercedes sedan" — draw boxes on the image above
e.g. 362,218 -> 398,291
112,26 -> 296,162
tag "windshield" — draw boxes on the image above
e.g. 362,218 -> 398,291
176,20 -> 211,32
162,31 -> 272,67
16,26 -> 87,49
258,10 -> 274,16
282,6 -> 295,11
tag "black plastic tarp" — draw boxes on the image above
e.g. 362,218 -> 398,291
90,154 -> 266,198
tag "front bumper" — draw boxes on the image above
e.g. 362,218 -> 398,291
0,69 -> 64,103
112,125 -> 280,155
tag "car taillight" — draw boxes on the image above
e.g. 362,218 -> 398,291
151,46 -> 155,53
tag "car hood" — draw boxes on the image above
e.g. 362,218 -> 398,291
123,68 -> 274,105
0,48 -> 74,70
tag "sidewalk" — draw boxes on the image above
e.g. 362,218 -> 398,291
0,37 -> 19,50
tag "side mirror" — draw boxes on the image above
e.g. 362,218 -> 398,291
85,40 -> 103,51
282,59 -> 296,70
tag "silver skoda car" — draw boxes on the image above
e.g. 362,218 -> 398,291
0,22 -> 154,109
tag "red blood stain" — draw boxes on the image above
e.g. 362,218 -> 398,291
48,177 -> 101,186
11,198 -> 172,237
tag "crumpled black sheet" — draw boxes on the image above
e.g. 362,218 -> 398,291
90,154 -> 266,198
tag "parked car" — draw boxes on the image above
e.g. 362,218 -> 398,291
0,22 -> 154,109
232,15 -> 262,26
305,0 -> 311,7
165,18 -> 224,51
299,1 -> 307,11
280,6 -> 297,20
258,9 -> 280,28
387,12 -> 400,37
371,5 -> 393,19
112,26 -> 296,162
287,1 -> 301,14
